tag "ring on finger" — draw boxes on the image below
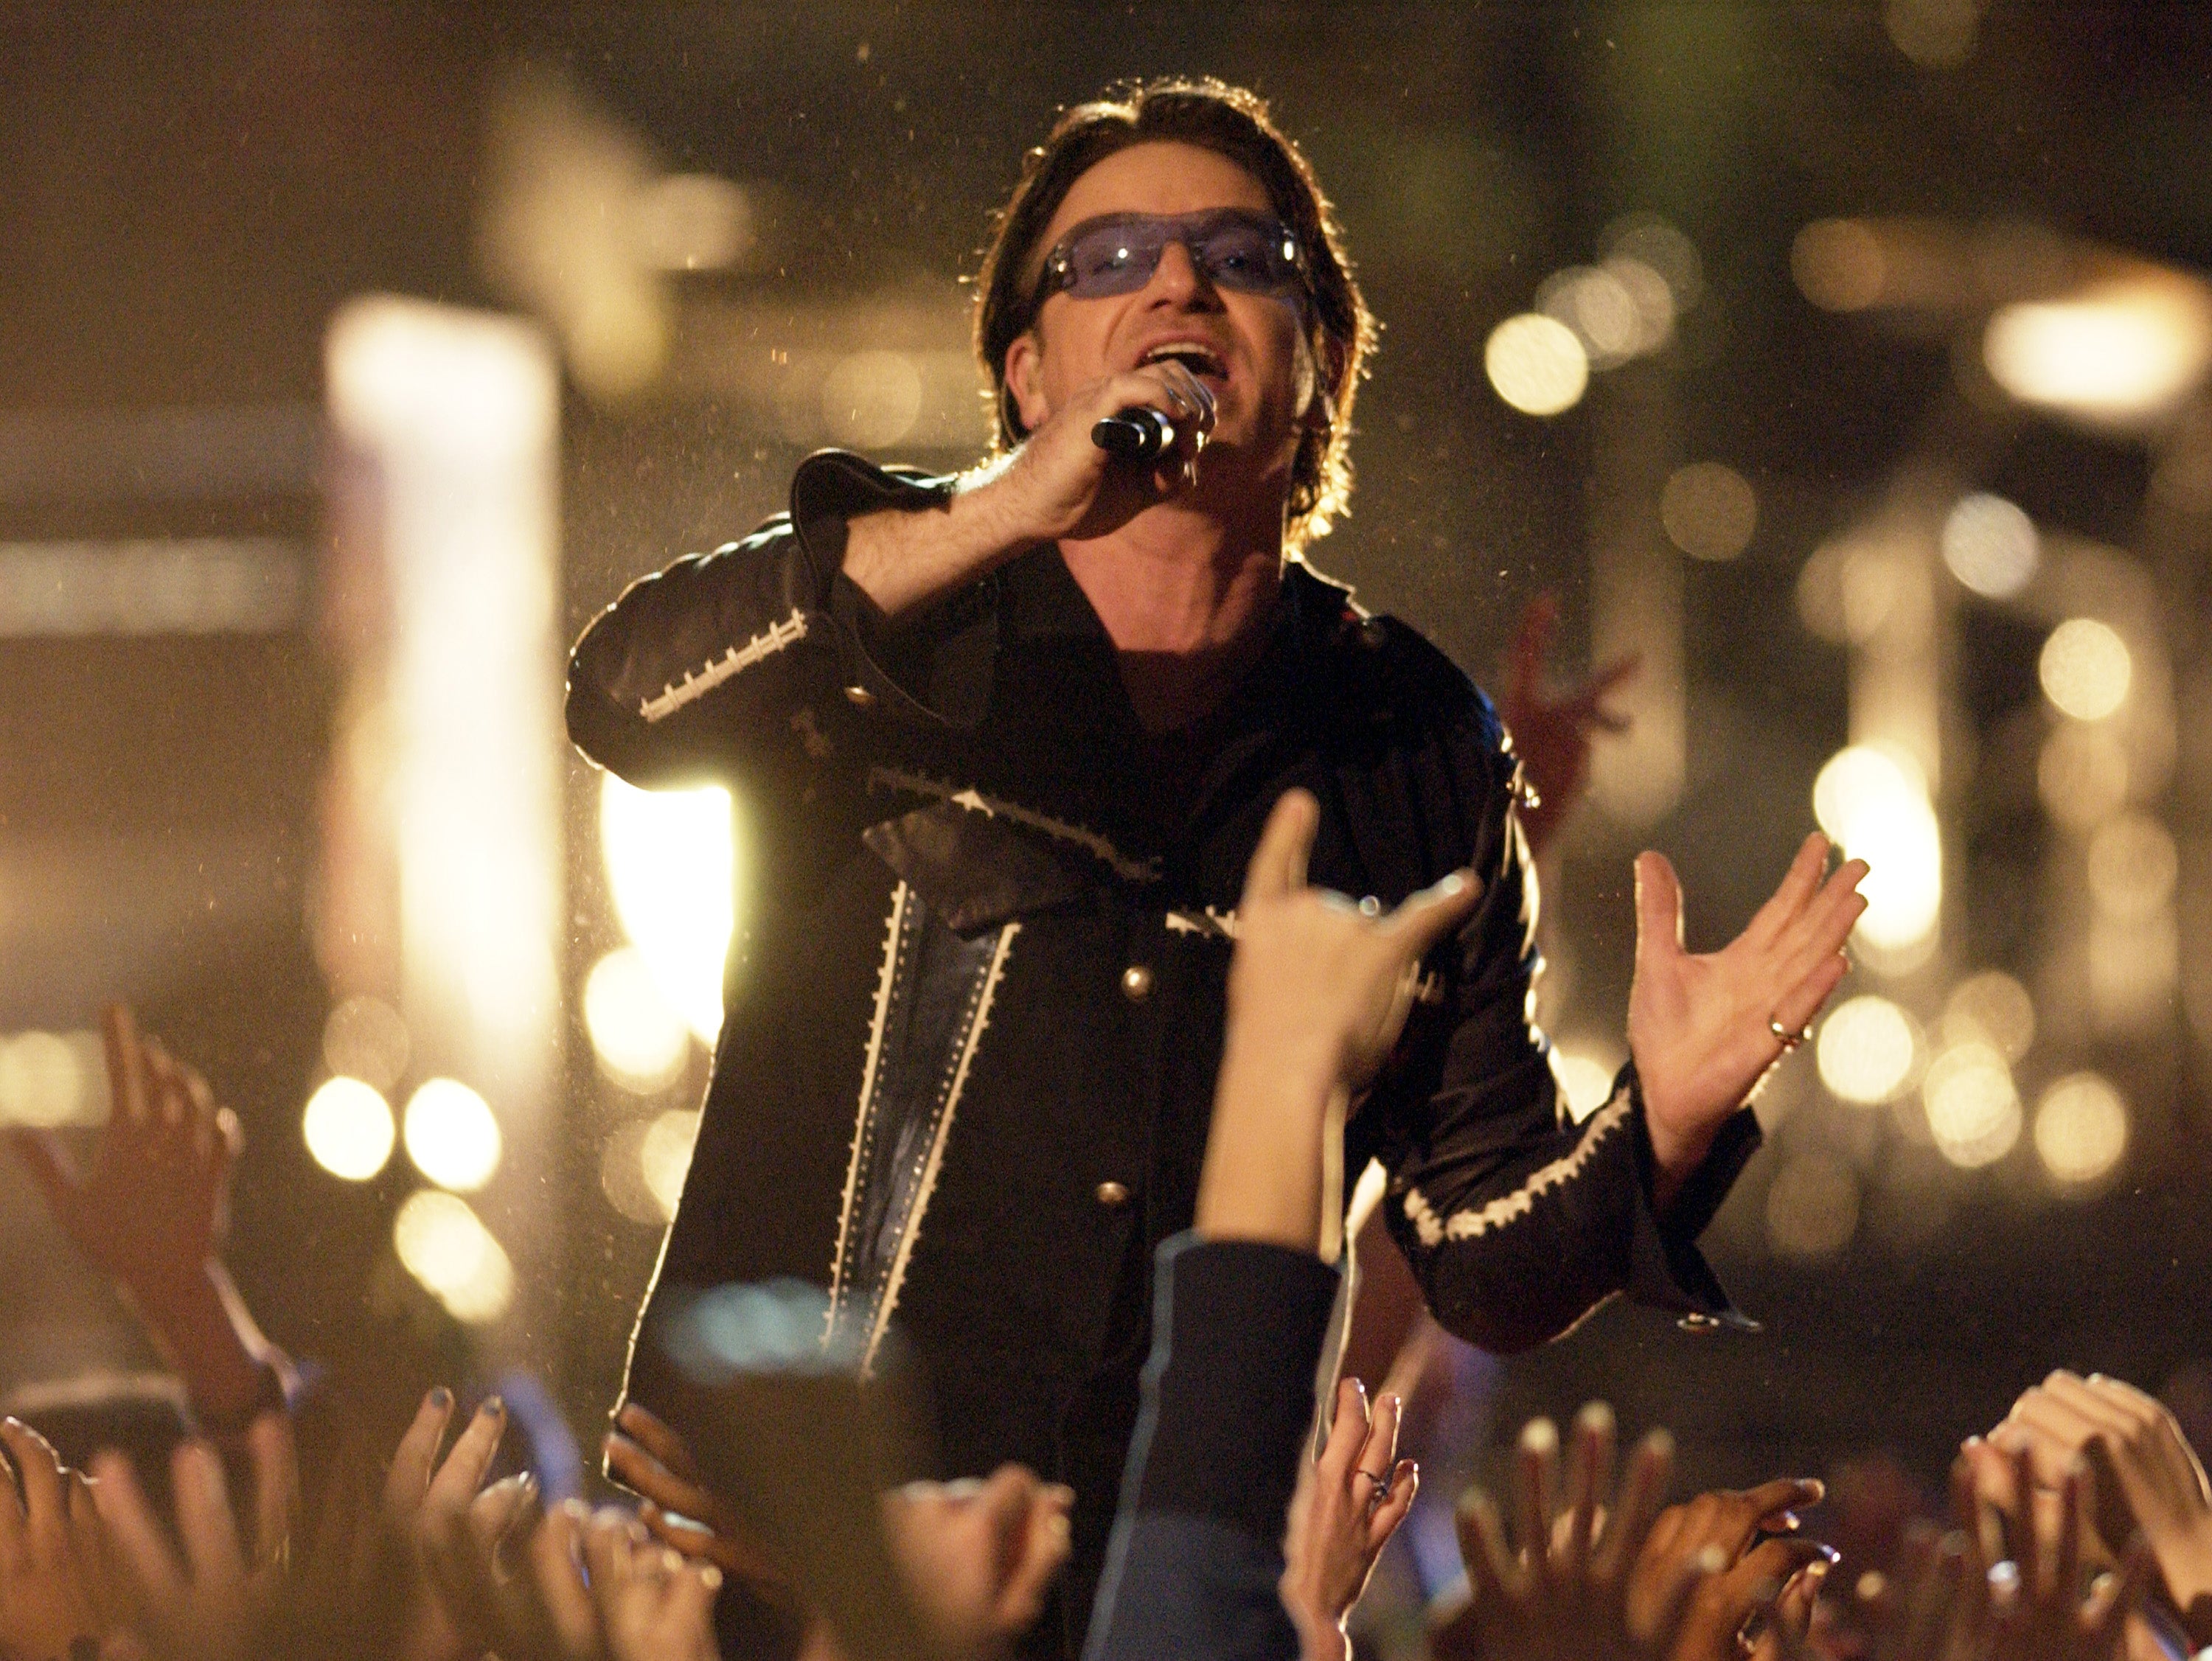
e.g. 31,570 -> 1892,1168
1356,1469 -> 1393,1505
1767,1017 -> 1813,1048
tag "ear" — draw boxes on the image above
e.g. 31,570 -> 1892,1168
1002,330 -> 1051,435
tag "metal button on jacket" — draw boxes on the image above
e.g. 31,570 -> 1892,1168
1119,964 -> 1153,1001
1095,1180 -> 1130,1208
844,683 -> 875,706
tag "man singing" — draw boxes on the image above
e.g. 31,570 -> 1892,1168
566,77 -> 1867,1657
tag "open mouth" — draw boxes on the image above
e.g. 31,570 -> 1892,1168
1138,342 -> 1228,381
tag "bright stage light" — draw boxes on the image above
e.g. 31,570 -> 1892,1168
583,947 -> 691,1093
1537,264 -> 1670,368
1940,494 -> 2038,599
1660,463 -> 1757,562
0,1032 -> 91,1129
640,1109 -> 701,1219
1485,314 -> 1588,417
1983,281 -> 2212,427
302,1076 -> 395,1181
1551,1051 -> 1619,1123
1941,971 -> 2035,1062
2039,619 -> 2132,721
2034,1073 -> 2128,1188
1922,1043 -> 2020,1169
403,1078 -> 503,1193
1815,995 -> 1921,1104
2037,723 -> 2129,830
1812,746 -> 1941,953
599,774 -> 736,1045
393,1190 -> 514,1324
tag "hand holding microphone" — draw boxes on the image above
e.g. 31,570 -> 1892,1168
1090,358 -> 1214,467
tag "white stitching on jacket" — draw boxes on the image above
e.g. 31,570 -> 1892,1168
866,764 -> 1161,884
823,881 -> 909,1346
1164,907 -> 1239,939
639,610 -> 809,722
863,919 -> 1020,1379
1399,1091 -> 1632,1248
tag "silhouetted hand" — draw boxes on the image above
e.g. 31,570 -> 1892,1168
1627,1474 -> 1831,1661
0,1415 -> 119,1660
1500,593 -> 1638,858
1630,833 -> 1868,1199
880,1466 -> 1071,1659
1433,1404 -> 1708,1661
1280,1378 -> 1417,1661
605,1401 -> 795,1612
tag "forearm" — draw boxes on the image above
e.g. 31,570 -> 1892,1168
840,458 -> 1038,619
1194,1028 -> 1339,1253
121,1256 -> 293,1432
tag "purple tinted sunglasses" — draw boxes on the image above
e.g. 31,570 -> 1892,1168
1034,209 -> 1309,307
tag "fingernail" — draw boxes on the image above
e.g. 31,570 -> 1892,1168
481,1396 -> 504,1418
1436,872 -> 1466,896
663,1547 -> 684,1573
1813,1544 -> 1841,1567
428,1386 -> 452,1410
699,1564 -> 723,1591
560,1497 -> 591,1522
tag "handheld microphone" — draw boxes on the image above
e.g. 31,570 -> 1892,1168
1091,407 -> 1177,462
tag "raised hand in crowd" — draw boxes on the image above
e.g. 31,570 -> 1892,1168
1978,1369 -> 2212,1646
88,1410 -> 296,1661
1433,1403 -> 1708,1661
1626,1471 -> 1831,1661
1630,832 -> 1868,1205
1966,1444 -> 2147,1661
879,1467 -> 1072,1659
1279,1379 -> 1417,1661
11,1005 -> 293,1438
1498,592 -> 1638,860
0,1414 -> 122,1660
380,1387 -> 542,1661
604,1401 -> 796,1618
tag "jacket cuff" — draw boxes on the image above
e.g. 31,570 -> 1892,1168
788,450 -> 977,726
1129,1234 -> 1342,1541
1621,1065 -> 1761,1333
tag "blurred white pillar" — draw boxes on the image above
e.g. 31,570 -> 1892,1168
323,297 -> 563,1346
1587,370 -> 1685,827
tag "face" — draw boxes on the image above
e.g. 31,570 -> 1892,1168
1004,141 -> 1321,488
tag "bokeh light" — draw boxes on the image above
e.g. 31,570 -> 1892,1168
1885,0 -> 1980,67
302,1076 -> 395,1181
1941,972 -> 2036,1062
1921,1043 -> 2021,1169
2039,619 -> 2132,720
1984,283 -> 2212,425
1766,1154 -> 1861,1258
0,1031 -> 92,1128
1601,214 -> 1703,311
1812,746 -> 1942,954
2033,1073 -> 2129,1188
582,947 -> 692,1093
2085,814 -> 2177,922
1660,462 -> 1758,561
1551,1050 -> 1620,1123
1815,996 -> 1922,1104
599,774 -> 736,1046
1536,262 -> 1673,367
393,1190 -> 514,1324
641,1109 -> 701,1219
1792,220 -> 1885,313
1940,493 -> 2038,599
321,996 -> 409,1096
2037,723 -> 2129,830
1484,314 -> 1589,416
821,350 -> 923,449
402,1078 -> 503,1193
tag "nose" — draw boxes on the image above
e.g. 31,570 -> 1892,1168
1144,238 -> 1220,308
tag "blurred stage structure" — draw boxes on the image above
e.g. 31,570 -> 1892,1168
1,9 -> 2211,1618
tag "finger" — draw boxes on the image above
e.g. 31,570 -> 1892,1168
2040,1373 -> 2143,1444
178,1063 -> 219,1163
1550,656 -> 1644,725
1770,861 -> 1872,972
582,1505 -> 645,1600
1728,1478 -> 1826,1551
2084,1533 -> 2153,1639
2051,1458 -> 2084,1605
89,1450 -> 187,1608
614,1401 -> 707,1486
1315,1378 -> 1370,1481
1368,1460 -> 1419,1553
2007,1441 -> 2039,1601
423,1396 -> 506,1519
1455,1487 -> 1519,1605
1,1418 -> 68,1550
1356,1392 -> 1403,1498
1767,953 -> 1852,1042
7,1129 -> 81,1216
1595,1428 -> 1675,1584
1240,788 -> 1319,910
171,1438 -> 246,1589
247,1412 -> 296,1572
1561,1401 -> 1615,1582
1740,834 -> 1832,951
1514,1417 -> 1559,1583
1380,868 -> 1483,961
1509,595 -> 1558,703
102,1003 -> 150,1128
385,1387 -> 455,1522
143,1041 -> 187,1133
1632,852 -> 1686,969
605,1432 -> 720,1525
531,1501 -> 601,1657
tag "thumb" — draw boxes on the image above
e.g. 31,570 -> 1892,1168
9,1129 -> 80,1219
1633,852 -> 1685,966
1239,789 -> 1318,910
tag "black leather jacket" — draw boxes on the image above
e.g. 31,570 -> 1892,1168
566,450 -> 1759,1657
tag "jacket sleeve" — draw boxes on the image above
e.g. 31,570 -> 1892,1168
564,451 -> 978,790
1368,697 -> 1761,1354
1083,1236 -> 1341,1661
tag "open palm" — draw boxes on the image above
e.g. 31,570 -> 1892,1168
1629,833 -> 1868,1188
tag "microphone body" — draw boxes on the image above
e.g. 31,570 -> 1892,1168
1091,407 -> 1177,462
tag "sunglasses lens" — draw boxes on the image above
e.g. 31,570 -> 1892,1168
1192,219 -> 1301,293
1048,213 -> 1304,302
1062,223 -> 1166,297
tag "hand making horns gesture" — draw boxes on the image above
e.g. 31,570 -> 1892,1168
1630,833 -> 1869,1195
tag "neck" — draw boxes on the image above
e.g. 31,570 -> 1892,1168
1059,493 -> 1284,733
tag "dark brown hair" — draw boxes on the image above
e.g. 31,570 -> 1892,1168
973,77 -> 1374,553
